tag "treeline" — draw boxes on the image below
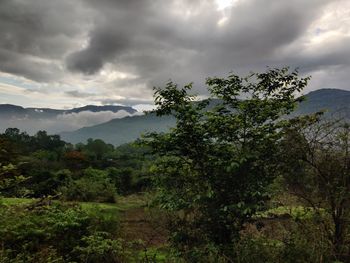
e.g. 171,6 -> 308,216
0,128 -> 152,201
0,129 -> 153,262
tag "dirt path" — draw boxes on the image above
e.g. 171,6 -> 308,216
120,207 -> 168,247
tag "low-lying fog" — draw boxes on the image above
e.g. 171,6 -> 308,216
0,110 -> 143,135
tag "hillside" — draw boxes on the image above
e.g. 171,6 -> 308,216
293,88 -> 350,116
60,113 -> 175,145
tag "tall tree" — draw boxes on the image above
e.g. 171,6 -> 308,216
144,68 -> 308,258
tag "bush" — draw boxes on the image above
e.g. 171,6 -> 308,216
0,201 -> 125,262
59,167 -> 117,202
73,232 -> 129,263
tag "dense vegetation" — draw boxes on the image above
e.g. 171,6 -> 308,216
1,68 -> 350,262
0,129 -> 152,200
0,129 -> 155,262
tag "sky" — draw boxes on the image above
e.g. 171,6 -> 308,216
0,0 -> 349,109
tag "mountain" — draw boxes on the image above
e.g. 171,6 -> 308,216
60,89 -> 350,145
60,113 -> 175,145
0,104 -> 137,134
0,104 -> 136,118
293,88 -> 350,116
0,104 -> 27,115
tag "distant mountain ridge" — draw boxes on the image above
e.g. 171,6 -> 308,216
2,89 -> 350,145
61,113 -> 175,146
0,104 -> 138,135
293,88 -> 350,116
61,89 -> 350,145
0,104 -> 136,118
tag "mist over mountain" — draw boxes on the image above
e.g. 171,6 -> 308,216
0,104 -> 138,134
60,89 -> 350,145
60,113 -> 176,146
2,89 -> 349,145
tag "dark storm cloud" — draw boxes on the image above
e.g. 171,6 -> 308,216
66,26 -> 130,74
67,0 -> 335,92
0,0 -> 91,81
0,0 -> 349,104
0,49 -> 63,82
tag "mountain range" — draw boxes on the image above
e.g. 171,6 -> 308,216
60,113 -> 175,146
1,89 -> 350,145
61,89 -> 350,145
0,104 -> 137,135
0,104 -> 136,118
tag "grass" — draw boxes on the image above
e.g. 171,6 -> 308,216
0,197 -> 34,206
1,194 -> 171,261
80,194 -> 149,218
2,195 -> 316,221
1,194 -> 148,217
255,205 -> 320,221
137,246 -> 171,262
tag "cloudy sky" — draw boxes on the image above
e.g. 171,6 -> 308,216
0,0 -> 349,109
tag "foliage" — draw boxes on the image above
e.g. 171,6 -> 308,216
0,201 -> 126,263
73,232 -> 129,263
280,118 -> 350,261
0,163 -> 29,197
85,138 -> 114,161
0,127 -> 153,198
59,167 -> 117,202
143,68 -> 309,256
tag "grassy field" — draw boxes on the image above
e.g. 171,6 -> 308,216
1,194 -> 148,215
2,194 -> 315,262
0,194 -> 171,261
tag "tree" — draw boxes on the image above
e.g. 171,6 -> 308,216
34,130 -> 65,151
0,136 -> 18,164
143,68 -> 308,258
280,117 -> 350,261
0,163 -> 28,197
85,138 -> 114,161
63,150 -> 88,170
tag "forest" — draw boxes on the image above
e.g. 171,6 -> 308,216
1,68 -> 350,262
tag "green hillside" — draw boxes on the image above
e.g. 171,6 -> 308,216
294,88 -> 350,116
60,113 -> 175,145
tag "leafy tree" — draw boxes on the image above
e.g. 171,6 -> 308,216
0,136 -> 18,164
0,163 -> 28,197
107,167 -> 133,195
3,128 -> 32,154
85,138 -> 114,161
64,150 -> 88,170
4,127 -> 22,141
144,68 -> 308,258
34,130 -> 65,152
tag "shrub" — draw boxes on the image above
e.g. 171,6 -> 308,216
59,167 -> 117,202
0,201 -> 125,262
